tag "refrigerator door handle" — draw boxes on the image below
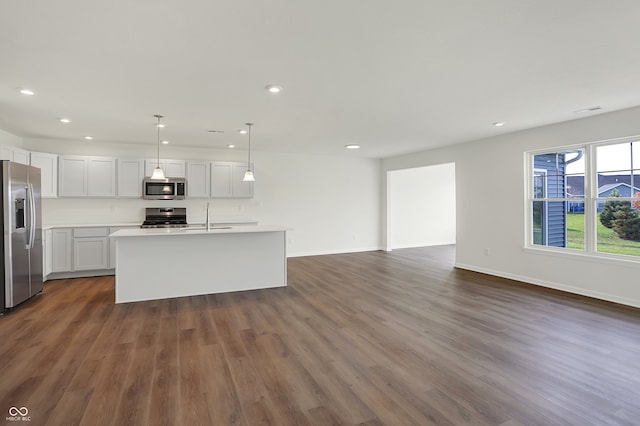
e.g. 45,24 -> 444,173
26,183 -> 36,250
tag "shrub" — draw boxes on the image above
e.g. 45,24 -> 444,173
611,200 -> 640,241
600,189 -> 628,229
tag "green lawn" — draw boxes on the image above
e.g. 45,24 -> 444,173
566,213 -> 640,256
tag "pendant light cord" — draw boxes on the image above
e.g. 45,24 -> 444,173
246,122 -> 253,171
155,115 -> 163,167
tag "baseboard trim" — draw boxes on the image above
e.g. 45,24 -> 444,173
46,269 -> 115,281
288,246 -> 383,258
454,262 -> 640,309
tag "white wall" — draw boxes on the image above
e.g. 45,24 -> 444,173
388,163 -> 456,249
23,137 -> 381,257
382,106 -> 640,308
0,128 -> 23,147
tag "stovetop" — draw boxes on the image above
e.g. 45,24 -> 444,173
140,222 -> 189,229
141,207 -> 188,229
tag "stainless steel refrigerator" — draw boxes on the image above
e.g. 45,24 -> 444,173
1,161 -> 43,312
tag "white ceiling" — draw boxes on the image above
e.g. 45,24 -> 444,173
2,0 -> 640,159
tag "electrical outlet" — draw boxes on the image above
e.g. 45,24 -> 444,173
484,248 -> 491,256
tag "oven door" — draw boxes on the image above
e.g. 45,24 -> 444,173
143,180 -> 177,200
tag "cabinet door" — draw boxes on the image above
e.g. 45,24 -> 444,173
30,152 -> 59,198
51,228 -> 73,272
0,145 -> 13,161
232,163 -> 254,198
164,160 -> 186,178
59,156 -> 88,197
211,162 -> 233,198
43,229 -> 53,279
144,159 -> 186,178
87,157 -> 116,197
187,161 -> 210,198
74,237 -> 108,270
13,148 -> 30,165
0,145 -> 30,165
117,159 -> 144,197
145,159 -> 161,177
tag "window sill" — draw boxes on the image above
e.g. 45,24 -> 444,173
522,246 -> 640,268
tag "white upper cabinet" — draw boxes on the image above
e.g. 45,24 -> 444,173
187,161 -> 210,198
30,151 -> 58,198
117,159 -> 145,197
0,145 -> 31,165
144,159 -> 186,178
59,156 -> 87,196
87,157 -> 117,196
211,161 -> 254,198
211,162 -> 233,198
231,163 -> 254,198
165,160 -> 187,178
59,155 -> 116,197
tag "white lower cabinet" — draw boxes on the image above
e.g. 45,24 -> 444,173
73,228 -> 109,271
51,228 -> 73,273
48,227 -> 115,276
43,229 -> 53,280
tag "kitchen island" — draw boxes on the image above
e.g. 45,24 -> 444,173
110,225 -> 287,303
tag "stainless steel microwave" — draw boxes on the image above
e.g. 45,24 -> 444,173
142,177 -> 186,200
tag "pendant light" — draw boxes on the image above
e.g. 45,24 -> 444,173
243,122 -> 256,182
151,114 -> 166,180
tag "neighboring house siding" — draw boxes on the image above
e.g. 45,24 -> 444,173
534,154 -> 566,247
599,183 -> 640,198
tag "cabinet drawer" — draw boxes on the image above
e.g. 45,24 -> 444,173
73,227 -> 109,238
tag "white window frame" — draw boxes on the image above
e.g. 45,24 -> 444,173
525,136 -> 640,264
532,168 -> 549,245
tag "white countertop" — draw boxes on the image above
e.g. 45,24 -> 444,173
42,218 -> 258,230
42,222 -> 140,230
110,225 -> 288,238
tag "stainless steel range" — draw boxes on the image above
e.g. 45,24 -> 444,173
141,207 -> 188,228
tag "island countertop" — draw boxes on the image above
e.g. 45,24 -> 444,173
110,225 -> 288,238
112,225 -> 288,303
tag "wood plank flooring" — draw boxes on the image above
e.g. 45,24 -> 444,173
1,245 -> 639,425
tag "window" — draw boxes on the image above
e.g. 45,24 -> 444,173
527,139 -> 640,259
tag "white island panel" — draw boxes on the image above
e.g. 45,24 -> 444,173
112,227 -> 287,303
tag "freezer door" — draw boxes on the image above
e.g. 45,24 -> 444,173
3,161 -> 31,308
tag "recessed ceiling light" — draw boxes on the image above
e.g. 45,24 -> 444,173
84,136 -> 93,140
345,144 -> 361,149
59,118 -> 71,123
162,140 -> 169,145
493,122 -> 505,127
265,84 -> 283,93
18,88 -> 36,96
227,144 -> 235,149
238,129 -> 247,134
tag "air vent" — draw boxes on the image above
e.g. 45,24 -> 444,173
573,106 -> 603,114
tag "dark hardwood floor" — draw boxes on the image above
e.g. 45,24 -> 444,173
1,245 -> 639,425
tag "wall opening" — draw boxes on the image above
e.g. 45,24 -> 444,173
387,162 -> 456,250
